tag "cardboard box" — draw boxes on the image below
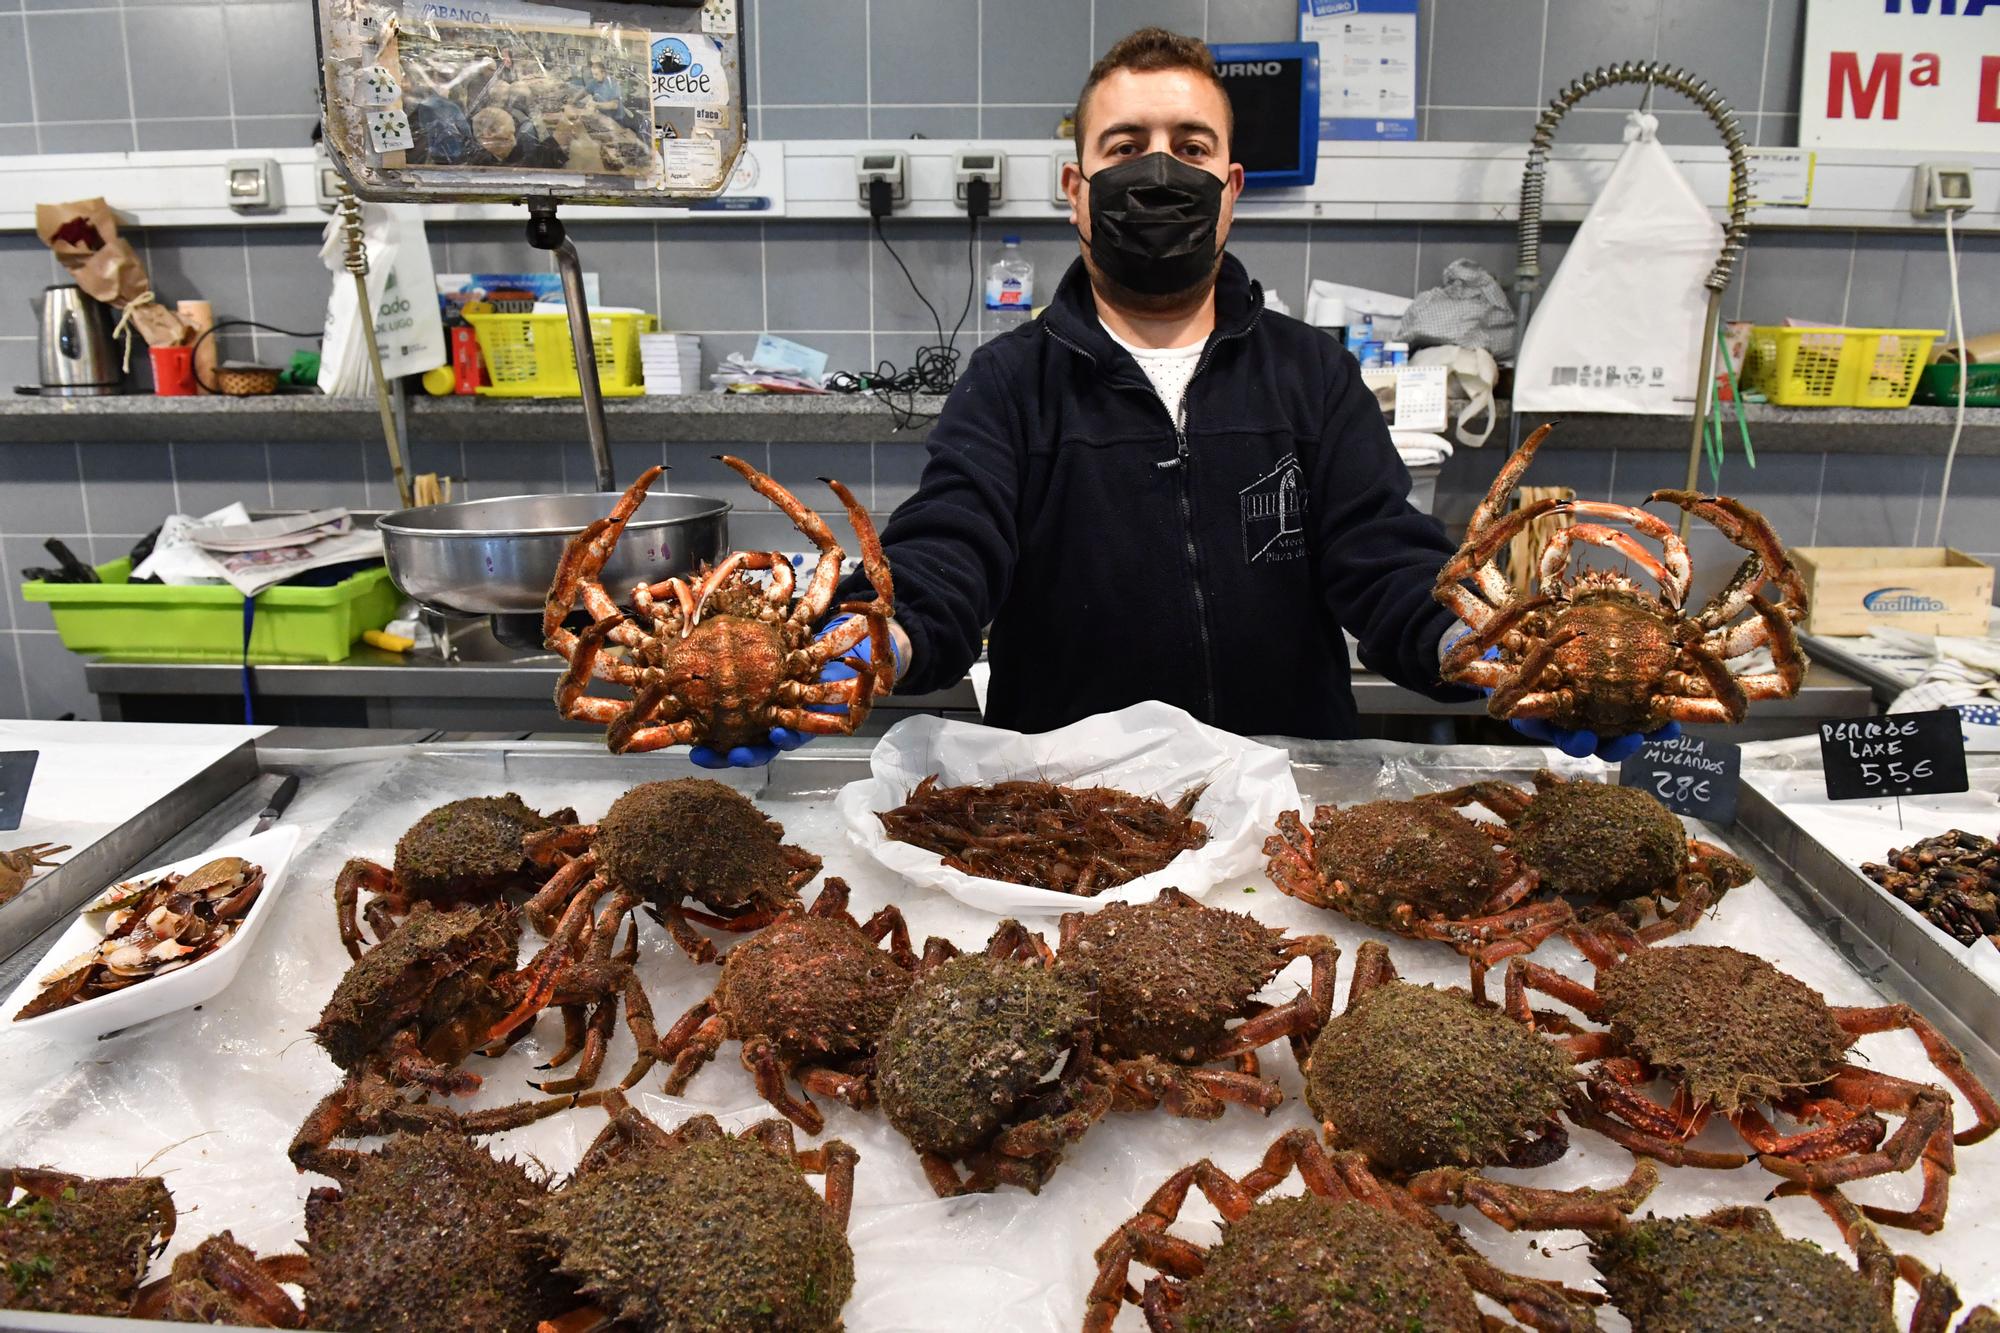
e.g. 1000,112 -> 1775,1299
1792,547 -> 1995,637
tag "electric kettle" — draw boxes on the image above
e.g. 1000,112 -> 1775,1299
35,284 -> 119,396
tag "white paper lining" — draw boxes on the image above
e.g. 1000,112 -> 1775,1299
0,740 -> 1993,1330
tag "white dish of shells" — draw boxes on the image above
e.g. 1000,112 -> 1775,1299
1,824 -> 302,1042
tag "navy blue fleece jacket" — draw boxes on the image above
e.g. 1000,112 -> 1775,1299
836,251 -> 1470,738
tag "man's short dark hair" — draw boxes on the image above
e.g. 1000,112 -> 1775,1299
1074,27 -> 1233,150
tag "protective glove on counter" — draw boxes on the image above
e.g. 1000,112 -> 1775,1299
689,614 -> 907,770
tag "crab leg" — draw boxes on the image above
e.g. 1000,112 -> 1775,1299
545,466 -> 661,641
487,885 -> 599,1042
658,1000 -> 725,1094
1439,593 -> 1558,679
858,904 -> 919,971
1407,1159 -> 1658,1232
824,475 -> 894,618
334,858 -> 394,961
1488,625 -> 1584,718
741,1035 -> 827,1134
1831,1003 -> 2000,1146
525,855 -> 599,936
1538,520 -> 1674,599
604,717 -> 704,755
1648,489 -> 1809,629
1568,500 -> 1694,603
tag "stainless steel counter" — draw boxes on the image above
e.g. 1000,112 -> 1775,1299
82,644 -> 1874,734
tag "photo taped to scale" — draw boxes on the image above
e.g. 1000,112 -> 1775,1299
393,18 -> 655,177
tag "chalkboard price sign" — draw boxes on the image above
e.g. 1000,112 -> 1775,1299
1618,733 -> 1742,825
0,751 -> 39,832
1818,710 -> 1969,802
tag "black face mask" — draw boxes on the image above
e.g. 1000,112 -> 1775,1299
1083,152 -> 1224,297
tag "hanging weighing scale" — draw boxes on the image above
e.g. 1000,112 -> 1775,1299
314,0 -> 748,642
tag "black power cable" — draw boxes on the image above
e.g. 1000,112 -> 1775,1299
827,188 -> 986,431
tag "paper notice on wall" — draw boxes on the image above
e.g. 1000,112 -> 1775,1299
1298,0 -> 1418,141
1741,147 -> 1815,209
660,135 -> 723,188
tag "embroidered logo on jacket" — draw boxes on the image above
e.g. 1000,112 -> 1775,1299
1240,457 -> 1306,564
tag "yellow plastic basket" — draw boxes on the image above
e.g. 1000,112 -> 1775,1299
1747,326 -> 1944,408
465,310 -> 658,398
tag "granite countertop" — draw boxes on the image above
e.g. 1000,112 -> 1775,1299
3,392 -> 1998,452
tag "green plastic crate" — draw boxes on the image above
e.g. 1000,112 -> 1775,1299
1914,362 -> 2000,408
20,558 -> 399,663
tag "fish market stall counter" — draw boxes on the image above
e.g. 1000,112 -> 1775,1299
0,727 -> 1996,1331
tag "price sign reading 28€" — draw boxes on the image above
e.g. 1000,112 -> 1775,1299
1818,710 -> 1970,802
1618,734 -> 1741,826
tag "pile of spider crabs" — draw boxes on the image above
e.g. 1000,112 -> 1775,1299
12,440 -> 2000,1332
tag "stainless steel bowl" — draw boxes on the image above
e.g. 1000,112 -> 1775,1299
377,491 -> 730,617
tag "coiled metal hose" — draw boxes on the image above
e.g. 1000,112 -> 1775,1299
1513,62 -> 1753,529
1515,61 -> 1751,298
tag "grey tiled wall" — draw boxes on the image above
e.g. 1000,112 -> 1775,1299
0,0 -> 1806,156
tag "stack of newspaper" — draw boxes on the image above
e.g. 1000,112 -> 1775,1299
133,504 -> 383,596
640,333 -> 703,395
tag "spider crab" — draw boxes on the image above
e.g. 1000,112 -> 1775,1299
657,877 -> 925,1133
1433,423 -> 1809,730
1588,1191 -> 1999,1333
333,793 -> 576,960
1053,888 -> 1339,1118
874,921 -> 1115,1196
546,454 -> 895,753
1263,795 -> 1571,987
0,1168 -> 176,1316
1302,940 -> 1622,1177
1437,770 -> 1752,939
131,1233 -> 309,1327
509,777 -> 822,965
290,897 -> 658,1161
527,1091 -> 857,1333
1083,1128 -> 1657,1333
1510,921 -> 2000,1232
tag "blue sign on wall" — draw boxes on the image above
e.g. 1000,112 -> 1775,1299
1298,0 -> 1420,142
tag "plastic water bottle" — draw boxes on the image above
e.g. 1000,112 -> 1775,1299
985,236 -> 1034,325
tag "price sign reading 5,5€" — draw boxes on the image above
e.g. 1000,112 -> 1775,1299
1618,733 -> 1741,826
1818,710 -> 1969,803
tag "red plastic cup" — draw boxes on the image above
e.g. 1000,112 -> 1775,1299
151,344 -> 197,396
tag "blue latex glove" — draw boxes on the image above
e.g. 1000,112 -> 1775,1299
688,615 -> 901,769
1473,645 -> 1681,762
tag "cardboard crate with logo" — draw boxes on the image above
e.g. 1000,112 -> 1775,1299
1792,548 -> 1995,637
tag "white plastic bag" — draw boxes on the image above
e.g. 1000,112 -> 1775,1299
834,701 -> 1302,915
1514,112 -> 1722,415
317,201 -> 447,395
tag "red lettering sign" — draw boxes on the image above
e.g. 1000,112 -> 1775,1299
1828,50 -> 1904,118
1982,55 -> 2000,122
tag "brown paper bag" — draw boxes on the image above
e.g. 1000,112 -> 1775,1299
35,198 -> 186,351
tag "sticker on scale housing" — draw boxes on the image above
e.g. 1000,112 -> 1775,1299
649,33 -> 729,107
661,135 -> 724,188
701,0 -> 737,36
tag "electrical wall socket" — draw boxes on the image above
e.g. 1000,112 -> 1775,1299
225,158 -> 282,213
855,149 -> 908,211
1050,148 -> 1077,207
312,144 -> 344,213
953,149 -> 1004,208
1911,162 -> 1975,216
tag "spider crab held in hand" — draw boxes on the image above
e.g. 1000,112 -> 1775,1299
1437,770 -> 1752,940
1434,423 -> 1810,731
1263,795 -> 1571,989
1510,922 -> 2000,1232
546,455 -> 895,753
1083,1128 -> 1658,1333
1053,888 -> 1339,1119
